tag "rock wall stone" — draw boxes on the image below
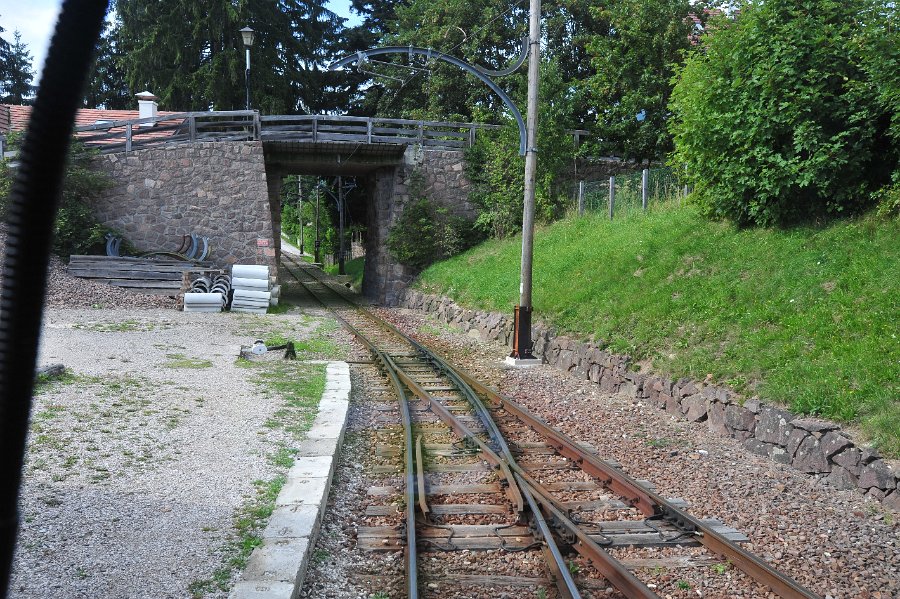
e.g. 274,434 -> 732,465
364,147 -> 476,304
91,141 -> 277,271
399,288 -> 900,511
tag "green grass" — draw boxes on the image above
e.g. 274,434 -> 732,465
188,476 -> 286,598
418,205 -> 900,455
325,256 -> 365,289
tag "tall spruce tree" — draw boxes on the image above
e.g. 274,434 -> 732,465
2,31 -> 34,104
113,0 -> 355,114
341,0 -> 405,114
84,22 -> 131,109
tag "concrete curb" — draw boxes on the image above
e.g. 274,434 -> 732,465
229,361 -> 351,599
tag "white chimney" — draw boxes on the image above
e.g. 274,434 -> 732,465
135,91 -> 158,123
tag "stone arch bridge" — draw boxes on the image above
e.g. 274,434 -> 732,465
79,110 -> 598,303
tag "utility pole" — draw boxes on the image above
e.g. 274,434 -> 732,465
314,184 -> 321,264
509,0 -> 541,362
298,177 -> 304,253
337,176 -> 346,275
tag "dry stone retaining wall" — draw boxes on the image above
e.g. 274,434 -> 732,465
400,288 -> 900,511
91,141 -> 277,271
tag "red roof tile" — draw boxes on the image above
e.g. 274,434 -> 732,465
0,104 -> 185,147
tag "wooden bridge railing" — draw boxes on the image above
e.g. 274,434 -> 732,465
71,110 -> 588,155
259,114 -> 500,149
74,110 -> 260,154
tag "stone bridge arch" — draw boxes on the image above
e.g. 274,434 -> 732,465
89,135 -> 475,304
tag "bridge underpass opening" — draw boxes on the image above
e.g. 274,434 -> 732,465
262,140 -> 409,303
278,174 -> 368,277
263,140 -> 478,305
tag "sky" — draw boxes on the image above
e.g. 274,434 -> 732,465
0,0 -> 361,82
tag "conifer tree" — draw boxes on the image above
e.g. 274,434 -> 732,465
2,31 -> 34,105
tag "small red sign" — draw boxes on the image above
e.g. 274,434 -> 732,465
256,238 -> 270,247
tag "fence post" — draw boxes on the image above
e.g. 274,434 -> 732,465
641,169 -> 649,211
578,180 -> 585,216
366,119 -> 373,143
189,115 -> 197,143
609,176 -> 615,220
312,117 -> 318,143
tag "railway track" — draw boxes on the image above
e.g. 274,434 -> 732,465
283,255 -> 822,599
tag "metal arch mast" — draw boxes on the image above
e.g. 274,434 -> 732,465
328,46 -> 528,156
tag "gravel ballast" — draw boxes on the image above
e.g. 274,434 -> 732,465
370,307 -> 898,598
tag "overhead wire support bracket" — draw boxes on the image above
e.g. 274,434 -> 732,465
329,45 -> 527,156
474,36 -> 529,78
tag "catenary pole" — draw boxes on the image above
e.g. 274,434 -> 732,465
511,0 -> 540,360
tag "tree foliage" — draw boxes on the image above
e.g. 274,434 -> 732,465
0,137 -> 115,257
376,0 -> 528,120
387,197 -> 481,271
584,0 -> 697,162
1,30 -> 34,104
466,60 -> 577,238
669,0 -> 898,226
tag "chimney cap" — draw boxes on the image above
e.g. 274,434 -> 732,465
135,91 -> 158,101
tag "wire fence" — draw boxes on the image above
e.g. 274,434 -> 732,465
576,166 -> 686,219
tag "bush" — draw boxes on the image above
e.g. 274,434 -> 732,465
0,136 -> 114,257
387,197 -> 482,271
668,0 -> 898,226
54,146 -> 114,257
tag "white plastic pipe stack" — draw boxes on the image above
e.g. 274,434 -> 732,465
184,292 -> 226,313
231,264 -> 270,314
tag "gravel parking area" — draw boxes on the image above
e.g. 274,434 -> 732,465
9,300 -> 347,599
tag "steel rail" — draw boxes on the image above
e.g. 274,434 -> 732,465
389,354 -> 581,599
286,259 -> 821,599
453,367 -> 822,599
284,259 -> 581,598
281,269 -> 420,598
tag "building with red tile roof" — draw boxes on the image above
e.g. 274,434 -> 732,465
0,97 -> 186,148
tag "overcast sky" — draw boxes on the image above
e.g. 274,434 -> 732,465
0,0 -> 361,81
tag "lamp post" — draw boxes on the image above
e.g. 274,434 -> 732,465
314,184 -> 321,264
239,26 -> 255,110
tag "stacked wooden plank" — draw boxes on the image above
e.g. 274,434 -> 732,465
67,255 -> 210,295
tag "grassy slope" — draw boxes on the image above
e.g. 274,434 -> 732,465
418,206 -> 900,455
325,256 -> 365,290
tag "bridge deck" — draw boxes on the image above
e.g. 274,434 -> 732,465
73,111 -> 501,154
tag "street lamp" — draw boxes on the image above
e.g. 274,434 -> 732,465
239,26 -> 255,110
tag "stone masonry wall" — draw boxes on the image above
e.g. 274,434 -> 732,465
364,147 -> 476,304
91,141 -> 277,271
400,288 -> 900,511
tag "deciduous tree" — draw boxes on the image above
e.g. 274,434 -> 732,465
582,0 -> 697,162
669,0 -> 897,225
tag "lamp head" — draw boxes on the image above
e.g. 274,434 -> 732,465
240,27 -> 255,48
